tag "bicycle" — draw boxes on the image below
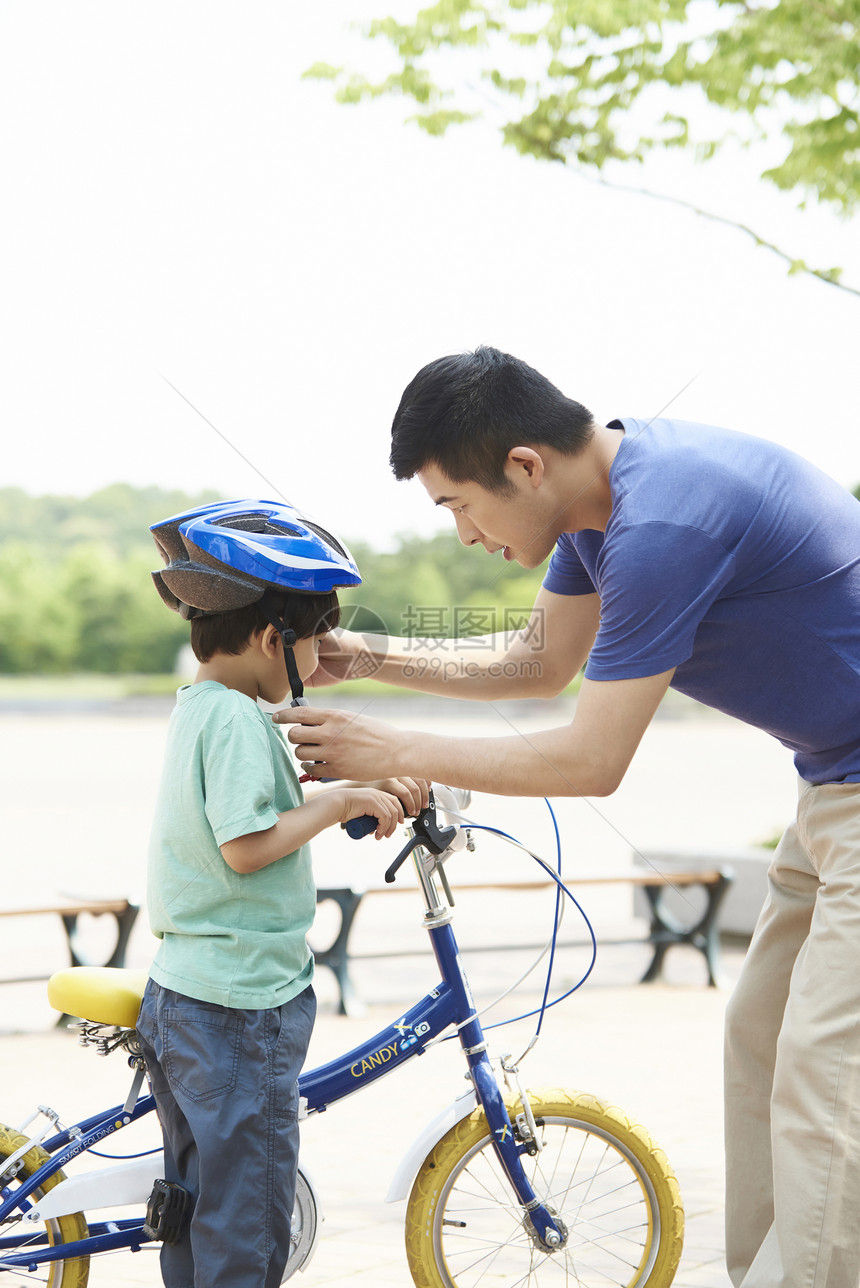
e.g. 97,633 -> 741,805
0,785 -> 685,1287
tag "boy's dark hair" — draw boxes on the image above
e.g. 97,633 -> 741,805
390,346 -> 595,494
191,590 -> 340,664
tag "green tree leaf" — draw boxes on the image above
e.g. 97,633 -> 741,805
307,0 -> 860,292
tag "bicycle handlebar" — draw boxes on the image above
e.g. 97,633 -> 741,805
344,785 -> 467,881
343,815 -> 380,839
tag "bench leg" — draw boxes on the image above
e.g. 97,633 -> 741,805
640,938 -> 671,984
641,874 -> 733,987
60,904 -> 140,970
311,891 -> 365,1017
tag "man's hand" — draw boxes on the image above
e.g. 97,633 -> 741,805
304,628 -> 385,688
275,707 -> 404,781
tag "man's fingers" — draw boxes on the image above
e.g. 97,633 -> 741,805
274,707 -> 330,726
285,720 -> 334,753
288,729 -> 326,751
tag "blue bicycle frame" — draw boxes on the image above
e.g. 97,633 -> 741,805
0,800 -> 565,1273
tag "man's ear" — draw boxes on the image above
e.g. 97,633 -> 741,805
507,446 -> 545,487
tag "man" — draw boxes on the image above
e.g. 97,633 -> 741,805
278,345 -> 860,1287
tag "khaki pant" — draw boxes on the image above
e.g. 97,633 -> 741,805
725,779 -> 860,1288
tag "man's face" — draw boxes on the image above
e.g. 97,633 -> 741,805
416,459 -> 560,570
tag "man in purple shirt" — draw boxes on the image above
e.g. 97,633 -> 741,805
279,346 -> 860,1287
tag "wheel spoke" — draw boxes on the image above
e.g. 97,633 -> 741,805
442,1225 -> 533,1284
406,1095 -> 682,1288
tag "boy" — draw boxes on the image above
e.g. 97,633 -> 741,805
136,498 -> 425,1288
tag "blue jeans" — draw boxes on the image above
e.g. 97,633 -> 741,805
136,980 -> 316,1288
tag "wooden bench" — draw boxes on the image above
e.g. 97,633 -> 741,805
0,895 -> 140,983
314,865 -> 734,1016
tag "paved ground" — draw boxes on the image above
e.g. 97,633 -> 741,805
0,696 -> 788,1284
1,923 -> 742,1287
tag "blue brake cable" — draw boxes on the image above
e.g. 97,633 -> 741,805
436,799 -> 598,1042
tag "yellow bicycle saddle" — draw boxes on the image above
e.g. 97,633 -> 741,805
48,967 -> 149,1029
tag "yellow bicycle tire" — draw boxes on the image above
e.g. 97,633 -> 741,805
404,1087 -> 684,1288
0,1122 -> 90,1287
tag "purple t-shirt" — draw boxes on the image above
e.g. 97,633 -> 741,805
542,418 -> 860,784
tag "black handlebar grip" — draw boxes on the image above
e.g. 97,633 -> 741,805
344,814 -> 379,839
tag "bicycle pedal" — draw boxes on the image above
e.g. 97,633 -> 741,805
143,1178 -> 191,1245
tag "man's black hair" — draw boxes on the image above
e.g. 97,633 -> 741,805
389,346 -> 595,493
191,590 -> 340,664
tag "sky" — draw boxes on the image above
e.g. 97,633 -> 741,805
2,2 -> 858,550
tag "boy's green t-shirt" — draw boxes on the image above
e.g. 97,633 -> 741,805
147,681 -> 315,1009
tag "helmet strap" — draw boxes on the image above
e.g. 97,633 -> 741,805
259,598 -> 306,706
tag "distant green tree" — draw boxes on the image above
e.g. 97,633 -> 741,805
0,486 -> 217,674
0,485 -> 219,558
118,552 -> 191,672
0,544 -> 81,673
56,546 -> 188,673
308,0 -> 860,293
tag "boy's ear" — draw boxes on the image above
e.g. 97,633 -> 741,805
259,625 -> 283,659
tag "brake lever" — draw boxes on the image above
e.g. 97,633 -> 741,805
384,834 -> 424,884
383,789 -> 459,883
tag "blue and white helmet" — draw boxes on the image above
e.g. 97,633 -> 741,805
151,498 -> 361,620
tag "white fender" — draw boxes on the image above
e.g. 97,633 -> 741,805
24,1151 -> 164,1222
291,1164 -> 322,1274
386,1089 -> 478,1203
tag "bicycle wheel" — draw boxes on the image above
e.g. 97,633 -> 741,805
0,1122 -> 89,1287
405,1088 -> 684,1288
281,1167 -> 319,1281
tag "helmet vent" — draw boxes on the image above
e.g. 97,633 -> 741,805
303,520 -> 348,559
213,514 -> 302,538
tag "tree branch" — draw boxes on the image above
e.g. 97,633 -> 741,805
575,169 -> 860,296
460,72 -> 859,297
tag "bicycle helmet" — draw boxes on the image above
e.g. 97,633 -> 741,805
151,498 -> 361,703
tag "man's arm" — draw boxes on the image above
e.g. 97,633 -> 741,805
275,668 -> 675,798
312,588 -> 601,702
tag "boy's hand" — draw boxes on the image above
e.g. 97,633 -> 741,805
337,788 -> 405,840
363,778 -> 429,817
